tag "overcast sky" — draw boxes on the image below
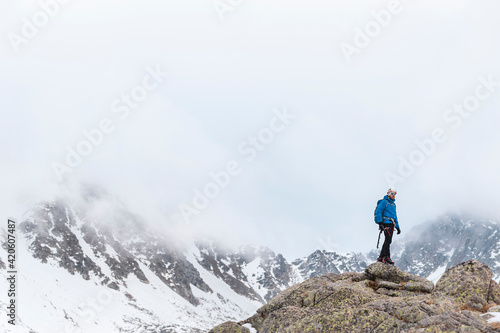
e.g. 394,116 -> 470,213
2,0 -> 500,260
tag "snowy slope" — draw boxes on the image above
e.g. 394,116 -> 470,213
0,198 -> 370,333
1,201 -> 262,333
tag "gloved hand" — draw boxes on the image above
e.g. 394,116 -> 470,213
396,227 -> 401,235
378,223 -> 383,231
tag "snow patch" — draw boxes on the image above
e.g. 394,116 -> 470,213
242,323 -> 258,333
483,311 -> 500,323
427,264 -> 447,284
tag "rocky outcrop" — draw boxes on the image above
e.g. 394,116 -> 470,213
365,261 -> 434,294
211,260 -> 500,332
20,202 -> 105,280
434,260 -> 500,310
208,321 -> 249,333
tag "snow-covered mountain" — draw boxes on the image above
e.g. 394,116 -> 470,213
1,200 -> 262,333
292,250 -> 368,279
3,192 -> 500,333
0,195 -> 367,333
394,215 -> 500,282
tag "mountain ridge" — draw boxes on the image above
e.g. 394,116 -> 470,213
2,197 -> 500,332
1,199 -> 368,333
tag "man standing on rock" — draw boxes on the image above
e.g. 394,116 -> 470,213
374,188 -> 401,265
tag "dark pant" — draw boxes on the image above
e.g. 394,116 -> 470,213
379,224 -> 394,258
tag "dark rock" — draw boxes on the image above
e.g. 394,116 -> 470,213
107,282 -> 119,290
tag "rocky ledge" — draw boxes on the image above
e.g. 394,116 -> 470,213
210,260 -> 500,332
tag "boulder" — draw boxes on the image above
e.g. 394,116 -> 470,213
209,321 -> 249,333
366,262 -> 434,295
434,260 -> 495,308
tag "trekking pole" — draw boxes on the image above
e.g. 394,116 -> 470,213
376,228 -> 383,249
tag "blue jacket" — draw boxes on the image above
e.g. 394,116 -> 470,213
374,195 -> 399,228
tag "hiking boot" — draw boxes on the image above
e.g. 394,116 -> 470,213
377,257 -> 384,263
383,257 -> 394,265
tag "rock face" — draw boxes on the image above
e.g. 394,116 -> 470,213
197,243 -> 298,303
395,215 -> 500,280
292,250 -> 368,278
211,260 -> 500,332
19,201 -> 213,305
195,243 -> 368,304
